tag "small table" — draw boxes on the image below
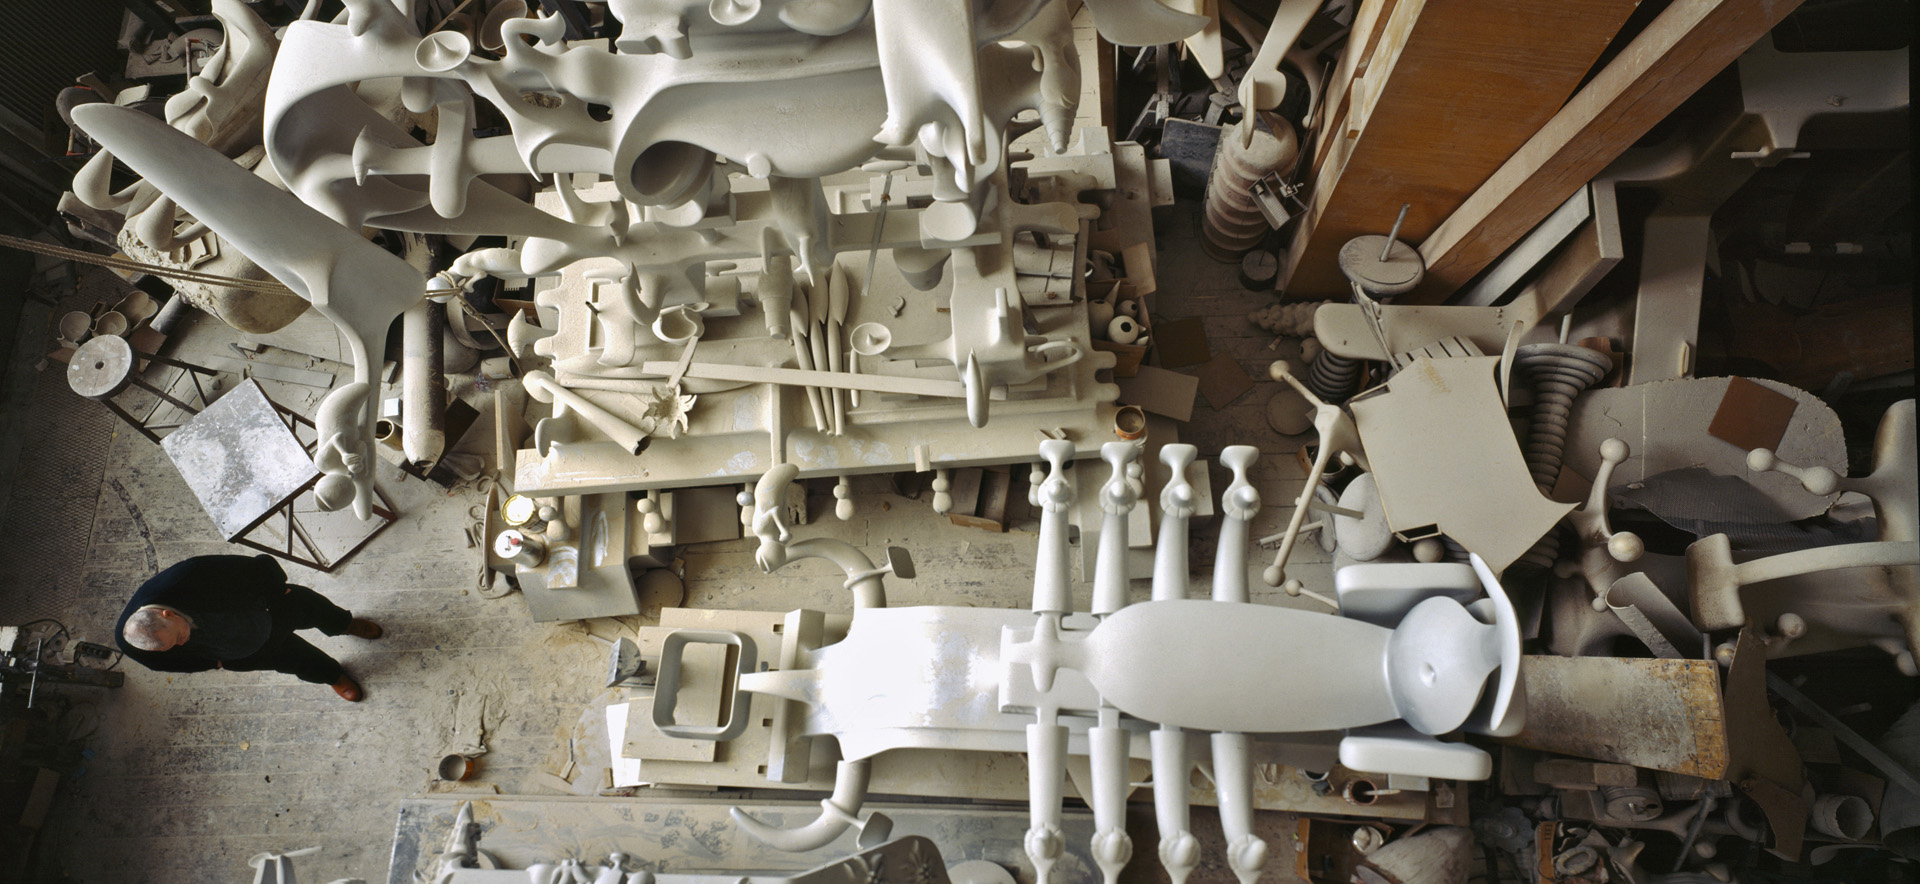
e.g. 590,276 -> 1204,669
161,378 -> 396,572
66,334 -> 219,443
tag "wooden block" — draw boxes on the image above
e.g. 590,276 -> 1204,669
1115,365 -> 1198,422
1707,377 -> 1799,453
1310,0 -> 1402,178
951,465 -> 1013,532
1280,0 -> 1642,298
1196,354 -> 1254,411
980,464 -> 1013,525
946,468 -> 984,523
1153,317 -> 1211,368
493,387 -> 522,490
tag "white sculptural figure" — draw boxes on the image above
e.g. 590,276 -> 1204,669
71,104 -> 427,521
70,0 -> 1208,507
255,0 -> 1122,431
703,442 -> 1525,884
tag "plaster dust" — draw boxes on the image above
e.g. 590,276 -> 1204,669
7,202 -> 1326,884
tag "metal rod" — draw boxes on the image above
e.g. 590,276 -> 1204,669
1768,671 -> 1920,796
1380,203 -> 1411,261
27,638 -> 42,708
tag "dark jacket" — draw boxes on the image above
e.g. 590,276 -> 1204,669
113,555 -> 289,673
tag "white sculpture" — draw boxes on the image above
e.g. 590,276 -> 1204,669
71,103 -> 425,520
657,441 -> 1529,884
69,0 -> 1216,516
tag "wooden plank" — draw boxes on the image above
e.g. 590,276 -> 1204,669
1309,0 -> 1401,179
976,465 -> 1012,531
1279,0 -> 1641,298
1413,0 -> 1808,300
946,467 -> 984,525
1503,654 -> 1729,778
200,353 -> 337,388
1506,180 -> 1624,319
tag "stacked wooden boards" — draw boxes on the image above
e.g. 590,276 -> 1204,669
1279,0 -> 1642,297
1279,0 -> 1806,303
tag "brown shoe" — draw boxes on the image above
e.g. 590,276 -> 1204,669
347,618 -> 383,640
332,675 -> 363,702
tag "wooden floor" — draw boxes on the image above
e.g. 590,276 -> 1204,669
0,200 -> 1333,883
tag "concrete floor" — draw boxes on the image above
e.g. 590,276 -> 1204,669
1,201 -> 1332,883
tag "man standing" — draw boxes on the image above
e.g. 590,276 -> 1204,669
114,554 -> 381,701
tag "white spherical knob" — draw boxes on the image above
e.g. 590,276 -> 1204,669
1801,465 -> 1839,496
1599,438 -> 1629,464
1607,531 -> 1644,563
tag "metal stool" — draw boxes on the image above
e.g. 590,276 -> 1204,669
66,335 -> 220,443
161,378 -> 398,572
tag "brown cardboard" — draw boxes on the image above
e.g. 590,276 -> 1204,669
1154,316 -> 1211,368
1115,365 -> 1199,422
1196,354 -> 1254,411
1708,376 -> 1800,452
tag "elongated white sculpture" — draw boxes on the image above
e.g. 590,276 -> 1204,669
71,103 -> 423,520
694,442 -> 1527,884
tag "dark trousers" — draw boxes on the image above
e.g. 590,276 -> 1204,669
222,585 -> 353,684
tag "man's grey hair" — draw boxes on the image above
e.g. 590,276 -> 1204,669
123,606 -> 177,651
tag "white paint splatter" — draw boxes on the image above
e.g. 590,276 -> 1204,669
731,390 -> 761,432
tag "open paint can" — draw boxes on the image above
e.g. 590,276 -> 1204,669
437,753 -> 476,781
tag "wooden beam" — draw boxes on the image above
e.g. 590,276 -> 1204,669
1413,0 -> 1808,300
1308,0 -> 1400,180
1278,0 -> 1641,298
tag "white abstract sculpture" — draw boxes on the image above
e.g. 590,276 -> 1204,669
1691,399 -> 1919,671
680,441 -> 1528,884
71,103 -> 425,520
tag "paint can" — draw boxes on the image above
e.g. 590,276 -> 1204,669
436,753 -> 476,781
500,493 -> 545,532
1114,405 -> 1147,441
493,529 -> 546,568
